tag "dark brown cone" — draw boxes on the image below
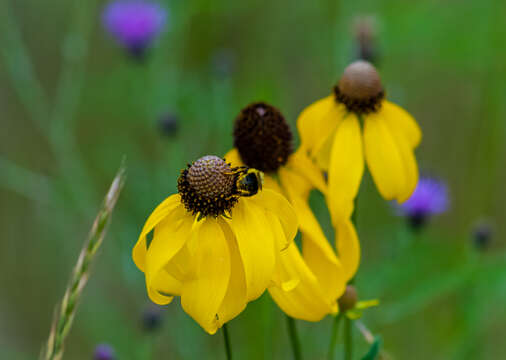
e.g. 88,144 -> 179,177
233,102 -> 293,173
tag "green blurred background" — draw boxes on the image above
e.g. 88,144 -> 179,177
1,0 -> 505,359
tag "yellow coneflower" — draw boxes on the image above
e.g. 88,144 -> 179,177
132,155 -> 297,334
225,102 -> 359,321
297,60 -> 421,222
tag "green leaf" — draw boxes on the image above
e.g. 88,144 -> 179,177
361,337 -> 382,360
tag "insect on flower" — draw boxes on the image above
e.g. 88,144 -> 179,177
132,155 -> 298,334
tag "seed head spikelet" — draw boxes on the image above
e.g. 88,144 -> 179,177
42,162 -> 126,360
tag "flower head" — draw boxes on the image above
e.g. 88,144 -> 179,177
397,177 -> 448,229
142,303 -> 164,332
133,155 -> 297,334
102,0 -> 167,57
298,60 -> 421,224
94,344 -> 115,360
471,219 -> 493,251
226,103 -> 359,322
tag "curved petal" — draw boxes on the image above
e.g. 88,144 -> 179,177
226,199 -> 276,301
327,115 -> 364,222
335,219 -> 360,281
145,206 -> 193,301
146,269 -> 182,305
364,111 -> 418,202
181,219 -> 231,335
223,148 -> 244,167
286,148 -> 327,196
297,95 -> 343,154
249,188 -> 298,249
216,219 -> 247,326
269,241 -> 336,321
382,101 -> 422,148
133,194 -> 181,272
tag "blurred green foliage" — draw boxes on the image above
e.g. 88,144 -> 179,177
0,0 -> 505,359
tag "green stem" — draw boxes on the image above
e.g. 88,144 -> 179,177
327,314 -> 342,360
223,323 -> 233,360
286,315 -> 302,360
344,317 -> 353,360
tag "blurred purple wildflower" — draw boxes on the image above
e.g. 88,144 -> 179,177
397,177 -> 449,229
102,0 -> 167,57
94,344 -> 115,360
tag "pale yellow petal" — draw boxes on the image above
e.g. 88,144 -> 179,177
133,194 -> 181,272
335,219 -> 360,281
269,242 -> 335,321
286,148 -> 327,196
226,199 -> 276,301
249,188 -> 298,250
145,206 -> 193,298
327,116 -> 364,222
216,219 -> 247,326
297,95 -> 341,154
181,219 -> 230,335
364,111 -> 417,202
383,101 -> 422,148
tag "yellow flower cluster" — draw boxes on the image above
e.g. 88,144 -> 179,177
132,60 -> 421,334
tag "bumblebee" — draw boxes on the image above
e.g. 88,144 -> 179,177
233,167 -> 264,197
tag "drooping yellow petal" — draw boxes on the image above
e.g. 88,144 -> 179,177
249,188 -> 298,250
327,115 -> 364,222
297,95 -> 343,155
286,148 -> 327,196
382,101 -> 422,148
226,199 -> 276,301
133,194 -> 181,272
216,219 -> 247,327
269,240 -> 336,321
335,219 -> 360,281
364,111 -> 418,202
180,219 -> 231,335
146,269 -> 182,305
145,205 -> 193,304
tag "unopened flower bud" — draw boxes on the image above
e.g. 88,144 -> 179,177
338,285 -> 358,313
472,220 -> 493,251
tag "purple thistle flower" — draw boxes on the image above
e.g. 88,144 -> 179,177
94,344 -> 116,360
397,177 -> 449,229
102,0 -> 167,57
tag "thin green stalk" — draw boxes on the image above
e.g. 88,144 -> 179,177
42,163 -> 126,360
0,1 -> 50,135
286,315 -> 302,360
327,314 -> 343,360
222,323 -> 233,360
344,317 -> 353,360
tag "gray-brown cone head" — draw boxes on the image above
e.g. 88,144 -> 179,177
177,155 -> 253,217
334,60 -> 384,114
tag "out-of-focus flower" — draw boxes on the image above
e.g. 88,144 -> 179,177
397,177 -> 449,229
94,344 -> 115,360
338,285 -> 378,319
298,60 -> 421,225
353,15 -> 380,65
102,0 -> 167,57
133,155 -> 298,334
225,102 -> 358,321
472,219 -> 493,251
157,112 -> 179,137
142,303 -> 164,332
